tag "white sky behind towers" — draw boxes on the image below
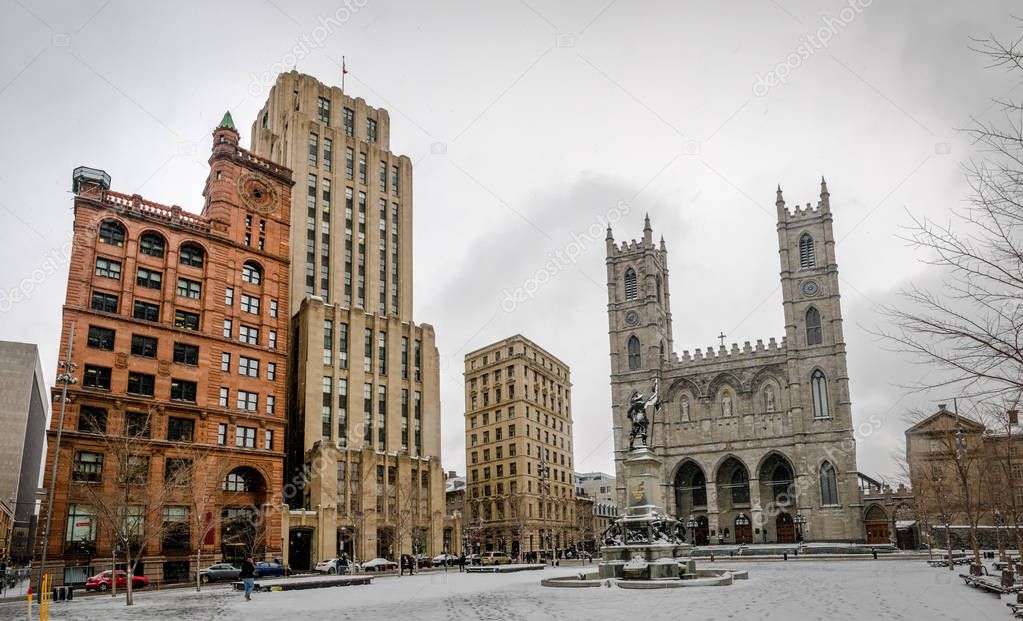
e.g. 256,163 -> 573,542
0,0 -> 1020,482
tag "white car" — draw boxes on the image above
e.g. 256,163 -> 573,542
314,558 -> 350,574
432,554 -> 458,565
360,557 -> 398,572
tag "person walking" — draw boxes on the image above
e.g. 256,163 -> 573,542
240,557 -> 255,601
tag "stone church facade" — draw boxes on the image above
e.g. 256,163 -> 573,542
606,180 -> 864,544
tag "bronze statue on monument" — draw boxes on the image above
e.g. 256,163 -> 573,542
626,378 -> 661,450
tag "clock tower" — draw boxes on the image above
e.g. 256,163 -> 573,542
606,214 -> 673,460
776,179 -> 852,430
203,111 -> 293,248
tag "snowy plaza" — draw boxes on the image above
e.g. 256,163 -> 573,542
0,560 -> 1008,621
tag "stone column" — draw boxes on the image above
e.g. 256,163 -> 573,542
748,478 -> 763,541
706,485 -> 720,537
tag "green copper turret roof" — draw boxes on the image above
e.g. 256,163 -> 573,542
218,111 -> 236,130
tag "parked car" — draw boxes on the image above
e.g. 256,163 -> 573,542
314,558 -> 351,575
360,558 -> 398,572
432,553 -> 459,565
415,554 -> 432,568
481,552 -> 512,566
84,570 -> 149,592
198,563 -> 240,583
252,561 -> 289,578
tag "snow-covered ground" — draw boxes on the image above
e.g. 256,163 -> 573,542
0,560 -> 1007,621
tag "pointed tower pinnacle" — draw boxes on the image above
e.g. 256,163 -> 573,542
218,111 -> 237,131
213,110 -> 240,150
819,176 -> 831,211
820,176 -> 829,196
776,184 -> 787,220
643,213 -> 652,244
659,235 -> 666,252
606,225 -> 614,241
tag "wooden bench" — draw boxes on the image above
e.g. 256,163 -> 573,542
960,574 -> 1021,596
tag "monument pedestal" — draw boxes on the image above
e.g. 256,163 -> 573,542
598,446 -> 691,580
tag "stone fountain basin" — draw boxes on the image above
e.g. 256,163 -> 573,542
542,567 -> 748,589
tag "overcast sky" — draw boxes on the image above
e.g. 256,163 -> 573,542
1,0 -> 1020,483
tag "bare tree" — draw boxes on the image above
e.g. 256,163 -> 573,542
978,395 -> 1023,563
461,497 -> 485,559
79,409 -> 193,606
178,445 -> 241,591
391,466 -> 423,574
505,491 -> 532,560
882,31 -> 1023,401
221,505 -> 268,563
908,452 -> 958,569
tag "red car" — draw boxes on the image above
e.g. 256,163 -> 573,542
84,570 -> 149,591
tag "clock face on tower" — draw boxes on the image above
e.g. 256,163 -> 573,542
801,280 -> 821,297
625,311 -> 639,326
237,172 -> 278,215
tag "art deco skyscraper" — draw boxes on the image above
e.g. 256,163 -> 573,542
250,72 -> 443,567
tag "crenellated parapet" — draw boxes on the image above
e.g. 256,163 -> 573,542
671,336 -> 786,368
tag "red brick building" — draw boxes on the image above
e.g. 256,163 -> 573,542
38,113 -> 293,585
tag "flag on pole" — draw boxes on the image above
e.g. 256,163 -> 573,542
342,56 -> 348,91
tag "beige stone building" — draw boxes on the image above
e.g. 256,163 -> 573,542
606,181 -> 864,544
463,335 -> 577,558
444,472 -> 466,556
575,472 -> 619,544
250,72 -> 444,568
903,404 -> 1019,550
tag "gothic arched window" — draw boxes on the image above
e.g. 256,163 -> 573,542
799,233 -> 816,269
624,267 -> 638,301
811,370 -> 830,419
805,307 -> 822,346
820,461 -> 839,505
659,340 -> 665,361
655,274 -> 662,304
730,468 -> 750,505
627,336 -> 641,370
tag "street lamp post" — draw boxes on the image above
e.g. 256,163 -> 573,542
37,323 -> 77,597
794,513 -> 808,544
686,515 -> 698,544
993,510 -> 1005,562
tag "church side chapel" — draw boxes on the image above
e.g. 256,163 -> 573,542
606,179 -> 864,544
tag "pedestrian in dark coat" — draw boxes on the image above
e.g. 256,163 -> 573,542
240,557 -> 256,601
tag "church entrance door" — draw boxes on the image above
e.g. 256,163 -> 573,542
776,513 -> 795,543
